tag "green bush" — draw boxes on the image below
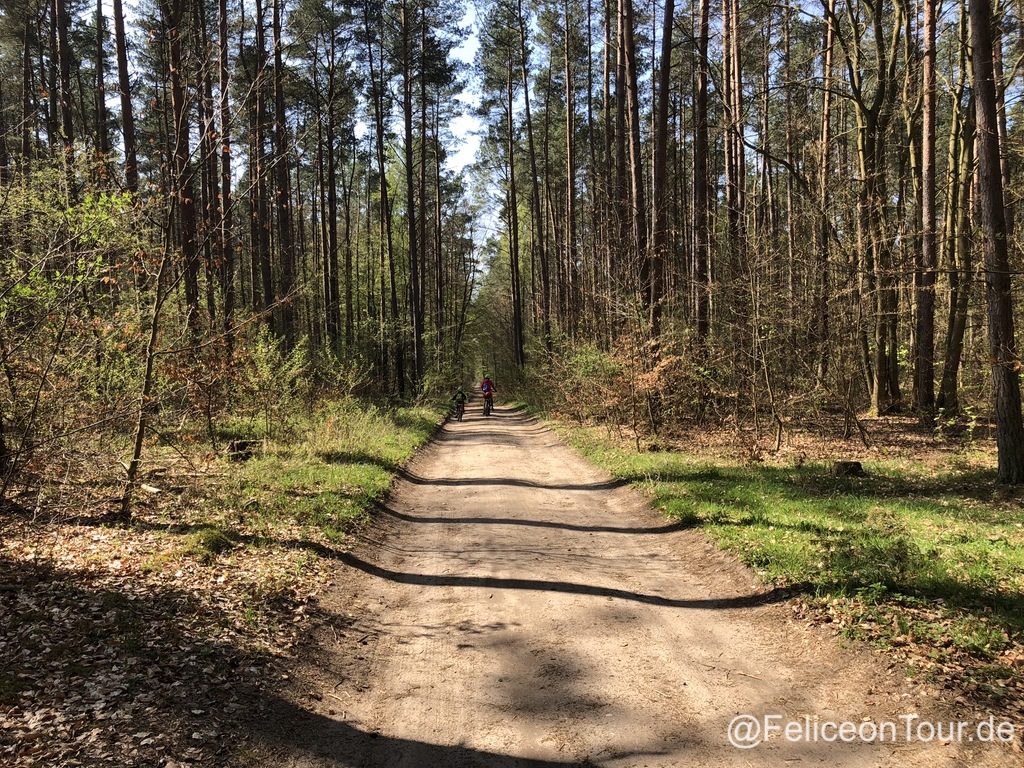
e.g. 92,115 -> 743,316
238,328 -> 311,438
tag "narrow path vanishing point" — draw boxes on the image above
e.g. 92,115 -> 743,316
253,401 -> 1008,767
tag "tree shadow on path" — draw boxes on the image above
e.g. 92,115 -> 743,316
255,695 -> 667,767
377,502 -> 691,535
330,549 -> 794,610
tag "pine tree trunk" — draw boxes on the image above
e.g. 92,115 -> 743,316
814,0 -> 835,383
112,0 -> 137,190
53,0 -> 74,189
693,0 -> 710,351
196,0 -> 218,326
563,0 -> 578,334
650,0 -> 674,341
517,0 -> 551,351
992,15 -> 1013,236
272,0 -> 296,345
915,0 -> 937,413
95,0 -> 110,163
253,0 -> 274,328
970,0 -> 1024,483
364,6 -> 403,395
218,0 -> 234,346
433,106 -> 444,362
47,9 -> 58,159
402,0 -> 424,390
614,0 -> 628,298
621,0 -> 648,311
162,0 -> 201,334
937,100 -> 973,413
21,18 -> 34,164
325,56 -> 341,352
343,141 -> 357,353
418,10 -> 429,367
508,62 -> 526,368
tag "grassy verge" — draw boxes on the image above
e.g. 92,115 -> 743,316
545,416 -> 1024,716
200,398 -> 440,542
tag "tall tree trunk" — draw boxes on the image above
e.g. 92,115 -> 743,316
112,0 -> 137,190
47,7 -> 58,159
315,86 -> 330,348
970,0 -> 1024,483
517,0 -> 551,351
602,0 -> 615,344
837,0 -> 902,413
937,2 -> 972,413
0,80 -> 10,249
782,4 -> 796,340
21,17 -> 34,164
401,0 -> 424,389
418,9 -> 431,369
508,61 -> 526,368
343,138 -> 356,352
722,0 -> 747,416
621,0 -> 648,314
53,0 -> 74,190
219,0 -> 235,346
938,97 -> 974,413
162,0 -> 201,334
365,5 -> 403,395
434,105 -> 444,363
272,0 -> 296,345
814,0 -> 835,383
197,0 -> 218,326
253,0 -> 274,327
915,0 -> 937,413
693,0 -> 711,351
992,11 -> 1013,236
325,55 -> 342,351
564,0 -> 578,335
614,0 -> 628,304
585,0 -> 599,341
650,0 -> 674,341
95,0 -> 110,164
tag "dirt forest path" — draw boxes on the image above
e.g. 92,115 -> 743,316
251,402 -> 1010,767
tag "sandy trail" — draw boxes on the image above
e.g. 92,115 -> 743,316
253,403 -> 1010,767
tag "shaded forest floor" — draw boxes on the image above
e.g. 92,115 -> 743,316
0,401 -> 441,767
544,409 -> 1024,726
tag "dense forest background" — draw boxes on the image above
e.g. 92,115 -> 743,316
3,0 -> 1024,511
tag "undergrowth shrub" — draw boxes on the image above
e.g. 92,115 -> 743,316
238,328 -> 311,439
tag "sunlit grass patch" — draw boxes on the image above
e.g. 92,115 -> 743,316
207,400 -> 441,542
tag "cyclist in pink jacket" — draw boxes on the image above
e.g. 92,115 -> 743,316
480,375 -> 496,416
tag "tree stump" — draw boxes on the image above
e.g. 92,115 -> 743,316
227,439 -> 259,461
832,460 -> 866,478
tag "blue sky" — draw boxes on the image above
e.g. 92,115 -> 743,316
447,1 -> 483,175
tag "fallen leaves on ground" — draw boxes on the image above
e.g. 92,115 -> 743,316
791,594 -> 1024,724
0,478 -> 336,767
